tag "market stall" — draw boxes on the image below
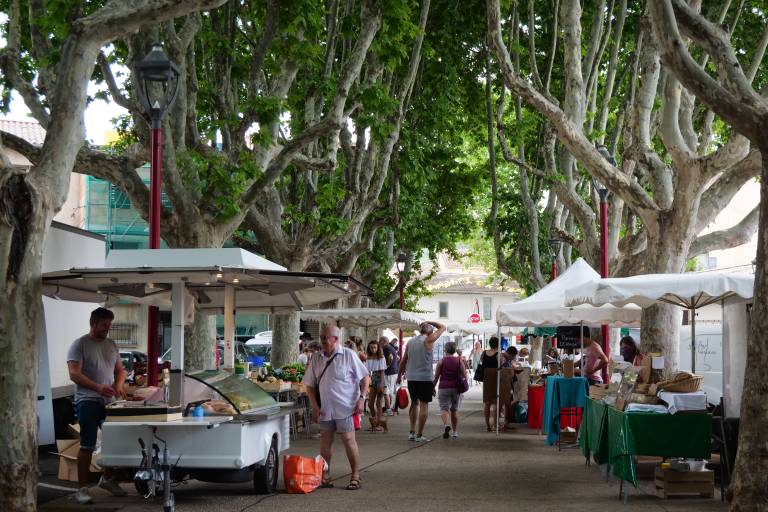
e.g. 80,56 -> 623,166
42,248 -> 366,495
494,258 -> 641,438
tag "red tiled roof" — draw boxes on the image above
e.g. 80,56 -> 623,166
0,119 -> 47,145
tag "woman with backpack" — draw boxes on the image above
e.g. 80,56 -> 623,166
432,341 -> 468,439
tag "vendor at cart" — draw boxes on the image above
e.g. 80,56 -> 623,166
66,307 -> 128,505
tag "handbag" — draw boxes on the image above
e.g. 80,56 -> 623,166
473,362 -> 484,382
313,353 -> 340,408
457,365 -> 469,394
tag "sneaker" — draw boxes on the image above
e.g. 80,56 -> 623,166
385,409 -> 395,417
408,431 -> 416,441
452,432 -> 459,438
74,487 -> 93,505
98,476 -> 127,497
414,435 -> 429,442
443,426 -> 451,439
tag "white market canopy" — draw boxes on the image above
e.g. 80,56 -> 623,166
300,308 -> 426,330
564,271 -> 755,309
495,258 -> 641,327
42,248 -> 368,313
447,321 -> 518,336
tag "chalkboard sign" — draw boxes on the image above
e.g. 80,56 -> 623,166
556,325 -> 586,349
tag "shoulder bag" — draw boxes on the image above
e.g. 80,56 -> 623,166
313,352 -> 340,408
457,360 -> 469,394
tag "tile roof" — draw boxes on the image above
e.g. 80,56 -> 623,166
0,119 -> 47,145
426,272 -> 523,296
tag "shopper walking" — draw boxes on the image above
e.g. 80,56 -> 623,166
481,337 -> 506,432
397,321 -> 445,441
67,307 -> 128,504
379,336 -> 399,415
303,325 -> 370,490
433,342 -> 466,438
365,340 -> 387,431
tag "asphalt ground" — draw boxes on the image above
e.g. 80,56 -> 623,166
39,384 -> 727,512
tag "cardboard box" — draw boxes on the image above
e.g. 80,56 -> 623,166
55,439 -> 102,482
562,359 -> 575,378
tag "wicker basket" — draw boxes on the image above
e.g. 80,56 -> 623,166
630,393 -> 662,405
657,375 -> 704,393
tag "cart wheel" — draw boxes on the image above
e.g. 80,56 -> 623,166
253,438 -> 278,494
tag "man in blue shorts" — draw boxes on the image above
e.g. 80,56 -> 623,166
67,307 -> 127,504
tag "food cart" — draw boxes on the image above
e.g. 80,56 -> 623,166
42,248 -> 367,494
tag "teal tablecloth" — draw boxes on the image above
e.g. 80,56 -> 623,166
542,376 -> 589,445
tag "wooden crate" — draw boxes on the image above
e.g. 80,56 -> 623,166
654,467 -> 714,499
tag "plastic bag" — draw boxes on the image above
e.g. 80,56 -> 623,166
283,454 -> 326,494
397,386 -> 410,409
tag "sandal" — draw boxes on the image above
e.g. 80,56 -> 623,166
345,478 -> 362,491
320,473 -> 334,488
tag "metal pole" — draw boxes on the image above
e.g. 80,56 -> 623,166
691,304 -> 696,374
147,121 -> 162,386
398,278 -> 404,360
599,190 -> 610,382
551,257 -> 558,282
496,327 -> 501,436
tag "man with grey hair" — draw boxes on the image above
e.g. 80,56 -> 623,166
397,320 -> 445,441
303,324 -> 370,490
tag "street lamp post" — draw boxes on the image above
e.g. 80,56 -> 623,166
546,238 -> 562,282
135,44 -> 180,385
595,145 -> 614,383
396,253 -> 407,360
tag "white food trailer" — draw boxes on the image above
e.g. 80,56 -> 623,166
42,248 -> 366,495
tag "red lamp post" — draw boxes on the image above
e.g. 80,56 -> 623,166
595,145 -> 614,383
135,44 -> 180,385
396,253 -> 407,360
547,238 -> 562,283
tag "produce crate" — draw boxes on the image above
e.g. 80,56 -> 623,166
653,467 -> 714,499
291,382 -> 307,394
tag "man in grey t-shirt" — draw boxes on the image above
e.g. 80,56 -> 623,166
397,320 -> 445,441
66,307 -> 127,504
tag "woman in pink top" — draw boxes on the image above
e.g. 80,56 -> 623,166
433,342 -> 467,438
579,328 -> 609,384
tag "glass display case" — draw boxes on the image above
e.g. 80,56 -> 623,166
185,370 -> 277,414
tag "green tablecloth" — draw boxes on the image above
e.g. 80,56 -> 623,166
579,398 -> 609,464
580,398 -> 711,487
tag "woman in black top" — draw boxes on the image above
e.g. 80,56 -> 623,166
481,337 -> 507,431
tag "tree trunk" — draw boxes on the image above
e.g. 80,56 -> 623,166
730,149 -> 768,511
271,311 -> 299,368
0,177 -> 48,511
184,312 -> 216,371
638,305 -> 681,372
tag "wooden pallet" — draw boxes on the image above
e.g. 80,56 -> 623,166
654,467 -> 714,499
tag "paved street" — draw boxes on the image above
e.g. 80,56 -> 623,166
40,386 -> 727,512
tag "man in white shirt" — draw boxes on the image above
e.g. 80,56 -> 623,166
303,325 -> 369,491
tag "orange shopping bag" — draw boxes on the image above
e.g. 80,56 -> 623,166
283,454 -> 327,494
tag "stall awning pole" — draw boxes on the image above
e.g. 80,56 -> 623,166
171,282 -> 185,370
690,301 -> 696,373
496,326 -> 501,436
224,285 -> 235,370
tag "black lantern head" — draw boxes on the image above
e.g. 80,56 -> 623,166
135,44 -> 180,128
546,239 -> 562,260
396,253 -> 407,273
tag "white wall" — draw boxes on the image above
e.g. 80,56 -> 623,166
700,179 -> 759,270
42,224 -> 106,390
418,292 -> 519,325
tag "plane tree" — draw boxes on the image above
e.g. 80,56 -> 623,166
485,0 -> 763,366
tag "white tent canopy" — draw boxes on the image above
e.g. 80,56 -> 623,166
564,271 -> 754,309
495,258 -> 641,327
300,308 -> 426,330
447,321 -> 518,336
565,270 -> 754,374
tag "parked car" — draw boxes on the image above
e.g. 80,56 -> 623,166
246,331 -> 272,345
119,350 -> 147,382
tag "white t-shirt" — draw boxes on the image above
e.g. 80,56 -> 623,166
365,357 -> 386,374
298,353 -> 309,365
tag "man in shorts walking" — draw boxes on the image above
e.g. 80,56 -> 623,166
397,321 -> 445,441
304,325 -> 370,490
66,307 -> 127,504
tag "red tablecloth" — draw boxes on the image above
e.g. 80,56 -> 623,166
527,382 -> 583,430
528,385 -> 545,429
